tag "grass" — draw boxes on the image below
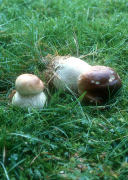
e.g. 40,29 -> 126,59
0,0 -> 128,179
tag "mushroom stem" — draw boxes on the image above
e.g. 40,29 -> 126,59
44,56 -> 91,91
12,91 -> 47,108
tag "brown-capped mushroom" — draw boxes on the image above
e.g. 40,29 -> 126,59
44,55 -> 122,104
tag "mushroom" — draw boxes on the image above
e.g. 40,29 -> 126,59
12,74 -> 47,108
44,56 -> 122,104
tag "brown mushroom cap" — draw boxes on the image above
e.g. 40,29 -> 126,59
78,66 -> 122,104
15,74 -> 44,96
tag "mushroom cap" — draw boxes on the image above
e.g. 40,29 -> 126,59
78,66 -> 122,104
15,74 -> 44,96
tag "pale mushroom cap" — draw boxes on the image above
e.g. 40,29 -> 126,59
78,66 -> 122,104
52,56 -> 92,91
15,74 -> 44,96
12,91 -> 47,108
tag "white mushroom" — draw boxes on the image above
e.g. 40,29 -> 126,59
12,74 -> 47,108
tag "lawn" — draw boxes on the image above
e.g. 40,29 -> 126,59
0,0 -> 128,179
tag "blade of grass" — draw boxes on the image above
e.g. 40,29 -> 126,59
0,161 -> 10,180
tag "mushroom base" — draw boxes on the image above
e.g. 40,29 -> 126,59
81,89 -> 121,105
12,92 -> 47,108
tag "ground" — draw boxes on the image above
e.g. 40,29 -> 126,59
0,0 -> 128,179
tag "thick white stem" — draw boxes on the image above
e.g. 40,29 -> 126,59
12,91 -> 47,108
